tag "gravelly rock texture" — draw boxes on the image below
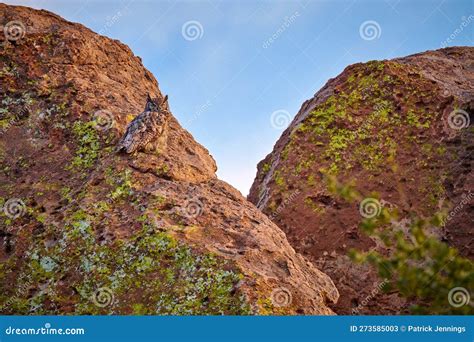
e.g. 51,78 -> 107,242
249,47 -> 473,314
0,4 -> 338,315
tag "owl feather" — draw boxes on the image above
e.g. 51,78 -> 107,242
117,94 -> 169,154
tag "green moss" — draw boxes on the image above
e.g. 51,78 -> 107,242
291,65 -> 422,174
67,120 -> 101,171
408,109 -> 432,129
281,144 -> 291,160
273,171 -> 285,188
41,33 -> 54,45
294,155 -> 315,175
107,169 -> 133,201
60,186 -> 72,203
93,201 -> 110,215
267,200 -> 277,213
0,64 -> 18,78
256,297 -> 273,315
328,177 -> 474,314
304,197 -> 324,214
0,118 -> 11,130
366,60 -> 386,72
155,164 -> 170,177
436,146 -> 446,156
266,60 -> 449,219
1,216 -> 251,315
346,74 -> 356,84
325,129 -> 355,162
261,163 -> 271,175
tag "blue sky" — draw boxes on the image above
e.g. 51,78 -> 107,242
7,0 -> 474,194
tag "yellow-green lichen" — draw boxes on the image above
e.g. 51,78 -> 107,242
67,120 -> 101,171
1,217 -> 251,315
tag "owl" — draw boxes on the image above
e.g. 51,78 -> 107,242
117,94 -> 169,154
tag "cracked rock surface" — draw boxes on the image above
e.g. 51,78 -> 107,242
0,4 -> 338,314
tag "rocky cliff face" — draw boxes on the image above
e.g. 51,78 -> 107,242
249,47 -> 473,314
0,4 -> 338,315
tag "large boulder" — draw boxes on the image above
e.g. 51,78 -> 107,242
0,4 -> 338,315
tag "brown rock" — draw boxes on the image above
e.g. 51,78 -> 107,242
0,4 -> 337,314
249,47 -> 473,314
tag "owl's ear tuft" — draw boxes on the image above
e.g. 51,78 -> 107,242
162,95 -> 168,105
147,93 -> 152,102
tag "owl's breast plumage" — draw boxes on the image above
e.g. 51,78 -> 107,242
118,110 -> 165,153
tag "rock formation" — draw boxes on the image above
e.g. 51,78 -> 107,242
0,4 -> 338,315
249,47 -> 473,314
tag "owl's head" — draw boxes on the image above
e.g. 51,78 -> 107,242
145,93 -> 169,113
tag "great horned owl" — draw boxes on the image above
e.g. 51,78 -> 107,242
117,94 -> 169,154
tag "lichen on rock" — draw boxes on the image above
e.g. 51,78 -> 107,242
249,47 -> 474,314
0,3 -> 338,315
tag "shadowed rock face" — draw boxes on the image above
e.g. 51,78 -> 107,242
249,47 -> 474,314
0,4 -> 338,315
